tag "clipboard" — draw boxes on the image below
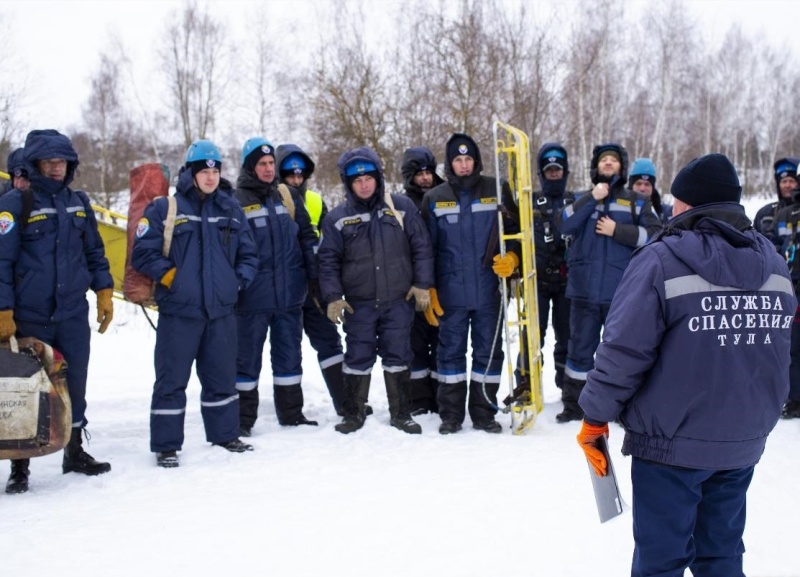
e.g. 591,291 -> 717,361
587,436 -> 624,523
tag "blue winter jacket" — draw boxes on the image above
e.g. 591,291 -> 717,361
421,133 -> 521,309
131,168 -> 258,320
580,203 -> 794,470
234,168 -> 317,313
318,147 -> 434,305
558,178 -> 661,304
0,129 -> 113,322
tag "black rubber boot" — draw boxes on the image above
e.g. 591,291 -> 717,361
6,459 -> 30,494
437,382 -> 467,435
408,375 -> 438,415
275,384 -> 318,426
781,399 -> 800,419
62,428 -> 111,475
468,381 -> 502,433
238,387 -> 260,433
556,377 -> 585,423
322,363 -> 347,416
335,374 -> 370,434
385,370 -> 422,434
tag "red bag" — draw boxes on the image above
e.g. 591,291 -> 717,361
123,163 -> 170,306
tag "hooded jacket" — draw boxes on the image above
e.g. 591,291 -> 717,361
318,146 -> 433,304
0,129 -> 113,322
401,146 -> 444,209
276,143 -> 327,237
421,133 -> 521,309
533,142 -> 571,289
580,203 -> 794,469
234,159 -> 318,313
756,156 -> 799,250
556,143 -> 661,304
131,167 -> 258,320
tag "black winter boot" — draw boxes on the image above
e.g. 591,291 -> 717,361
556,377 -> 585,423
468,381 -> 502,433
385,370 -> 422,434
322,363 -> 347,416
437,382 -> 467,435
408,375 -> 438,415
238,387 -> 260,432
335,374 -> 370,434
62,428 -> 111,475
275,384 -> 318,426
781,399 -> 800,419
6,459 -> 30,494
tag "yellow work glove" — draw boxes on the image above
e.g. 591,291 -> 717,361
95,288 -> 114,334
0,309 -> 16,341
405,286 -> 431,312
492,251 -> 519,279
576,421 -> 609,477
327,299 -> 354,325
423,288 -> 444,327
161,267 -> 176,288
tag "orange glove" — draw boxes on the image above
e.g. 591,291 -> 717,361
423,288 -> 444,327
492,251 -> 519,278
0,309 -> 16,341
577,421 -> 609,477
95,288 -> 114,334
161,267 -> 177,288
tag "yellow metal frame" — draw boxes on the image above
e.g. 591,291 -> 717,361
92,205 -> 128,298
493,121 -> 544,434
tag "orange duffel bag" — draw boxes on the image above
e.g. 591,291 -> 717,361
0,336 -> 72,460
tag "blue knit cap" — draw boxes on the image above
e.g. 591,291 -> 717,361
345,161 -> 377,177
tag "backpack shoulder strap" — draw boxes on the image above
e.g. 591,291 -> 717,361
20,188 -> 34,229
277,184 -> 296,220
383,193 -> 404,230
162,196 -> 177,257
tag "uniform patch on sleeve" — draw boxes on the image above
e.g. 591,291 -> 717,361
0,212 -> 15,235
136,218 -> 150,238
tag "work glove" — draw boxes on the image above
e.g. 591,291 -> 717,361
492,251 -> 519,278
0,309 -> 16,341
577,420 -> 609,477
95,288 -> 114,334
405,286 -> 431,312
327,299 -> 354,325
423,288 -> 444,327
160,267 -> 176,289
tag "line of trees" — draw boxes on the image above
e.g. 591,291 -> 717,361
1,0 -> 799,210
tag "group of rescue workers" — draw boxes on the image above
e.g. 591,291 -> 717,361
1,128 -> 798,490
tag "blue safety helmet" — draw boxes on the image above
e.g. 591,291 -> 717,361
185,139 -> 222,165
241,137 -> 275,167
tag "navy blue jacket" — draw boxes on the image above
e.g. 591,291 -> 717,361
131,168 -> 258,320
533,142 -> 571,289
234,168 -> 317,313
0,130 -> 113,322
421,133 -> 520,309
318,147 -> 433,305
580,203 -> 794,470
558,173 -> 661,304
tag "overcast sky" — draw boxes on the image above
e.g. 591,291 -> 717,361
3,0 -> 798,139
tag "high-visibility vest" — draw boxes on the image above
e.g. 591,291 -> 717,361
305,189 -> 324,237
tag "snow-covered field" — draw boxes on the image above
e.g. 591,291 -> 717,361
2,197 -> 798,577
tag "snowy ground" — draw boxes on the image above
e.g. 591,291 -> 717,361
2,197 -> 798,577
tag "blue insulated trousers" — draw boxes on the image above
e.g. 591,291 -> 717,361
302,295 -> 344,368
565,299 -> 611,381
17,314 -> 91,428
436,304 -> 504,385
631,458 -> 753,577
342,300 -> 414,373
151,314 -> 239,452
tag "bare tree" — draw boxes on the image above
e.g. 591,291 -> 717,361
160,0 -> 231,147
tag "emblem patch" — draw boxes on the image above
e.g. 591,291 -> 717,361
136,218 -> 150,238
458,144 -> 469,155
0,211 -> 15,235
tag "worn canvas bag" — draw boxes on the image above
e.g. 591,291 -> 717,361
0,336 -> 72,460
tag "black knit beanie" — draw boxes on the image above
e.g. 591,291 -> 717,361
670,153 -> 742,207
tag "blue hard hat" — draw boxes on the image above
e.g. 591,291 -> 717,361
185,140 -> 222,165
280,153 -> 307,173
345,161 -> 377,177
241,137 -> 275,167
